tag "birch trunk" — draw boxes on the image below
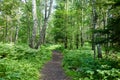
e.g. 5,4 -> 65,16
30,0 -> 38,48
35,0 -> 53,49
14,26 -> 19,43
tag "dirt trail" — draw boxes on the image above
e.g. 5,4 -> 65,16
41,50 -> 70,80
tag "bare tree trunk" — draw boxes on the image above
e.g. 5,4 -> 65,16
14,26 -> 19,43
97,44 -> 102,58
35,0 -> 53,49
91,0 -> 98,59
30,0 -> 38,48
81,0 -> 84,47
4,15 -> 9,43
10,27 -> 14,43
35,19 -> 47,49
5,19 -> 8,42
96,7 -> 103,59
102,7 -> 110,55
105,8 -> 111,55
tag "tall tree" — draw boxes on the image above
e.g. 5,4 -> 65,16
35,0 -> 53,49
30,0 -> 38,48
91,0 -> 98,59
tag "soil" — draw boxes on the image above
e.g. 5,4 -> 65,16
41,50 -> 70,80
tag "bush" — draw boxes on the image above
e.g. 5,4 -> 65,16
0,43 -> 52,80
0,59 -> 39,80
0,43 -> 14,58
63,46 -> 120,80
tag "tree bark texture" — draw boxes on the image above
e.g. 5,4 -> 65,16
30,0 -> 38,48
35,0 -> 53,49
91,0 -> 98,59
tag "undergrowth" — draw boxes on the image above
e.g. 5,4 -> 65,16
62,43 -> 120,80
0,43 -> 52,80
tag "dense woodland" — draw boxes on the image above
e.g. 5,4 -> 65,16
0,0 -> 120,80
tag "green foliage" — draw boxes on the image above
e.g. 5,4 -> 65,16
0,59 -> 39,80
0,43 -> 14,58
47,44 -> 64,51
0,43 -> 52,80
93,0 -> 120,52
63,45 -> 120,80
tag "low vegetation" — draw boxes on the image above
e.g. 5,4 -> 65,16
0,43 -> 52,80
62,43 -> 120,80
0,0 -> 120,80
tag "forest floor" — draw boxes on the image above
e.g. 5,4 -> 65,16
41,50 -> 70,80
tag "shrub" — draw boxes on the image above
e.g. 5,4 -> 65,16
0,43 -> 52,80
63,46 -> 120,80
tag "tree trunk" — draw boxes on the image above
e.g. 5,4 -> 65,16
35,0 -> 53,49
14,26 -> 19,43
70,37 -> 73,49
91,0 -> 97,59
81,0 -> 84,47
97,44 -> 102,58
80,30 -> 84,47
35,19 -> 47,49
5,19 -> 8,42
105,8 -> 111,55
76,34 -> 79,49
30,0 -> 38,48
64,36 -> 68,49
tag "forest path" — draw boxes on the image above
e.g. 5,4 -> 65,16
41,50 -> 70,80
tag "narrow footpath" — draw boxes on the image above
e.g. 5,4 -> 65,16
41,50 -> 70,80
